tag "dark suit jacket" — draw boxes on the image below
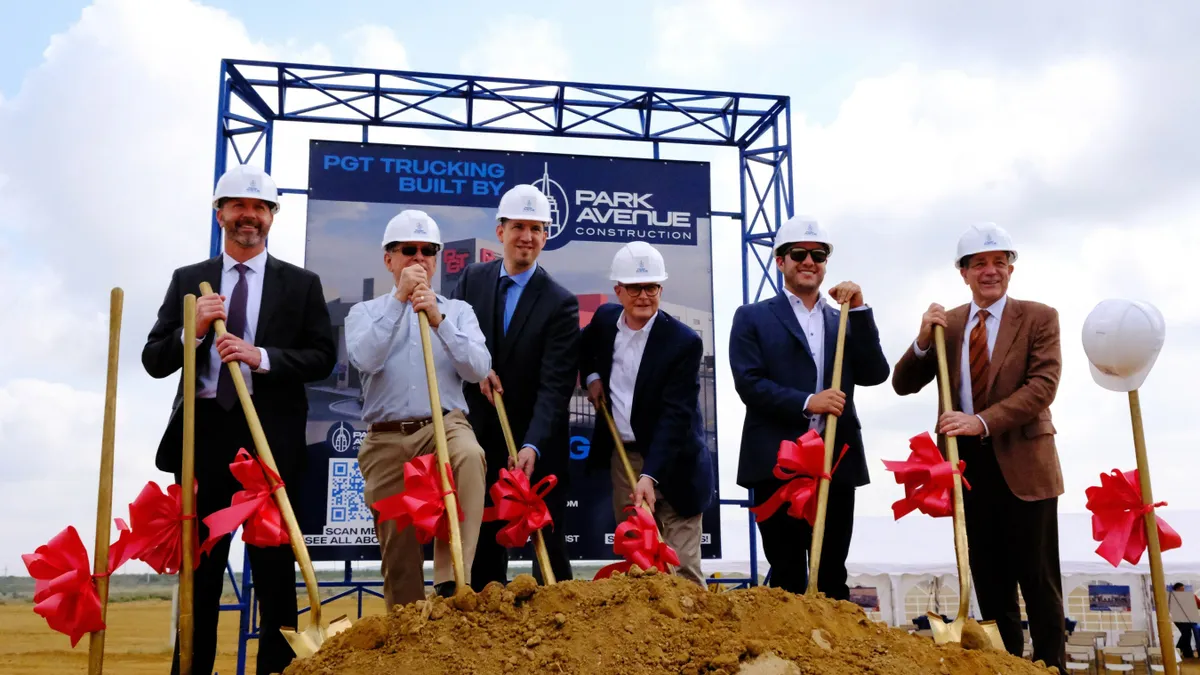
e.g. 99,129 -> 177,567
141,253 -> 336,477
578,303 -> 715,518
730,293 -> 890,489
450,260 -> 580,484
891,296 -> 1063,501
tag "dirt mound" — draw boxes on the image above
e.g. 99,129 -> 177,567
283,568 -> 1056,675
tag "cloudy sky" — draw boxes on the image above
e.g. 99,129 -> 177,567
2,0 -> 1198,575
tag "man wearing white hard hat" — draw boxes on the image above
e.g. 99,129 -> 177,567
450,184 -> 579,589
142,163 -> 336,675
892,222 -> 1066,669
345,210 -> 491,606
729,215 -> 889,599
578,241 -> 715,586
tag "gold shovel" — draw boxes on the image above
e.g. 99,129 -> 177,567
416,309 -> 469,596
805,301 -> 848,597
88,288 -> 122,675
493,391 -> 556,584
597,399 -> 674,575
179,294 -> 197,674
198,282 -> 351,659
927,324 -> 1004,650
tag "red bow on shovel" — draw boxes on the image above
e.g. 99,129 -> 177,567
1085,468 -> 1182,567
200,449 -> 289,554
882,432 -> 970,520
749,429 -> 848,526
593,506 -> 681,579
482,468 -> 557,548
108,480 -> 199,575
21,525 -> 124,647
373,453 -> 464,544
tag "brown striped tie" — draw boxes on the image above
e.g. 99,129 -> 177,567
969,309 -> 990,414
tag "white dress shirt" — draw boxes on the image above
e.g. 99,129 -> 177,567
185,250 -> 270,397
585,310 -> 659,480
911,294 -> 1007,435
783,289 -> 869,433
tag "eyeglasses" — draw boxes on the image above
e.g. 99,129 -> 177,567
620,284 -> 661,297
784,247 -> 828,264
391,243 -> 440,257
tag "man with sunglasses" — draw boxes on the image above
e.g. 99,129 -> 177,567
729,214 -> 890,599
451,184 -> 579,590
345,209 -> 491,607
892,223 -> 1065,669
579,241 -> 715,586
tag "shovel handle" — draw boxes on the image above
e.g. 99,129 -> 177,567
198,282 -> 323,628
598,400 -> 673,573
179,294 -> 196,675
1129,390 -> 1178,675
88,288 -> 122,675
494,391 -> 556,584
806,301 -> 849,596
933,325 -> 971,623
416,310 -> 468,592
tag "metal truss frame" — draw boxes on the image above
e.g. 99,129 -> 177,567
208,58 -> 793,673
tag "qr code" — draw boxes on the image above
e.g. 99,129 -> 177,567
327,459 -> 372,525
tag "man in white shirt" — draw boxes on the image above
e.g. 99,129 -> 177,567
580,241 -> 715,586
345,210 -> 491,607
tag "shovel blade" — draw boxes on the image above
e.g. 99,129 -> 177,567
979,620 -> 1006,651
281,615 -> 353,660
926,612 -> 963,645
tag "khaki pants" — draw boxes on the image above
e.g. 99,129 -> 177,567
610,449 -> 705,587
358,409 -> 486,608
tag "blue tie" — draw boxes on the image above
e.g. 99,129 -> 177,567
497,276 -> 515,335
216,263 -> 249,410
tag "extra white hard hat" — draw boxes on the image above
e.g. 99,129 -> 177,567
610,241 -> 668,284
956,222 -> 1016,268
1081,299 -> 1166,392
212,164 -> 279,213
773,215 -> 832,255
496,184 -> 552,222
382,209 -> 442,249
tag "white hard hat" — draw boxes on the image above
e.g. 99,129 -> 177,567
496,184 -> 552,222
773,215 -> 832,255
212,164 -> 279,213
610,241 -> 668,284
382,209 -> 441,249
1081,299 -> 1166,392
956,222 -> 1016,268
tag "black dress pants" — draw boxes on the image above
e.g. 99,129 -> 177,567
751,478 -> 855,601
169,399 -> 299,675
960,435 -> 1065,671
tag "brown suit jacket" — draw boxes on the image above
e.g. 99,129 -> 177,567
892,296 -> 1064,501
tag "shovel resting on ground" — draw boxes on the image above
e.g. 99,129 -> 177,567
493,390 -> 556,584
927,324 -> 1005,650
198,282 -> 352,659
805,301 -> 848,597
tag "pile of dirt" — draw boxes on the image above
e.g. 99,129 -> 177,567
283,568 -> 1057,675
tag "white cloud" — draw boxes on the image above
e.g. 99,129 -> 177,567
458,17 -> 570,82
650,0 -> 781,81
344,25 -> 409,70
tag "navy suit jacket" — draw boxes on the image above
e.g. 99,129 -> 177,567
579,303 -> 715,518
730,293 -> 890,489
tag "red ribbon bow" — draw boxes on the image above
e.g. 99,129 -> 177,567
373,453 -> 463,544
482,468 -> 557,548
881,432 -> 970,520
109,481 -> 200,575
748,429 -> 848,525
593,506 -> 681,579
1085,468 -> 1182,567
21,526 -> 111,646
200,449 -> 289,555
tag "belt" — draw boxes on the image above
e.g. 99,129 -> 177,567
369,411 -> 449,435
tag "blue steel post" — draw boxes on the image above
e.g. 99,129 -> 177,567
236,547 -> 252,675
211,62 -> 230,258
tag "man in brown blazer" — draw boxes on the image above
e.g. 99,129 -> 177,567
892,223 -> 1065,670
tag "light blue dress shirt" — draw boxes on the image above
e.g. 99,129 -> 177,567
345,290 -> 491,425
499,261 -> 537,334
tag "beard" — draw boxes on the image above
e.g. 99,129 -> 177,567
226,217 -> 264,247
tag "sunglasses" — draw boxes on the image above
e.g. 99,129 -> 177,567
784,247 -> 828,264
620,283 -> 662,298
392,244 -> 440,257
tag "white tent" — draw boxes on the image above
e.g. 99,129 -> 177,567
708,508 -> 1200,648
